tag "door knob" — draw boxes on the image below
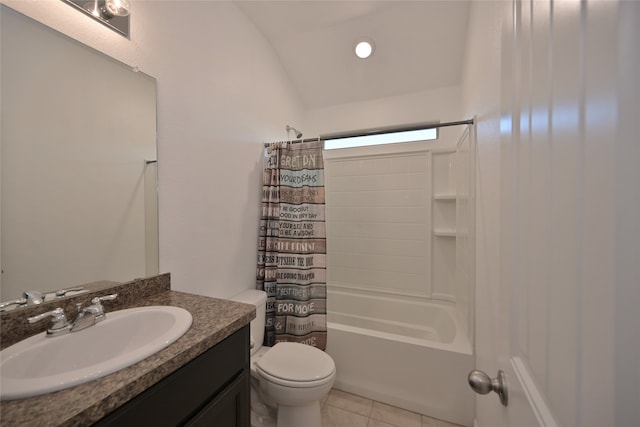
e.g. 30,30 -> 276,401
468,369 -> 508,406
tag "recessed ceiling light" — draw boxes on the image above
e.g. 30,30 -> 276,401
354,38 -> 375,59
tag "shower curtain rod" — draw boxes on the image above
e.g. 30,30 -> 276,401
321,119 -> 475,141
263,118 -> 474,146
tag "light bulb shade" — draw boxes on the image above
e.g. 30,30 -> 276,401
105,0 -> 130,17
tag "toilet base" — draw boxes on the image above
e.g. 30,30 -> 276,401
277,401 -> 322,427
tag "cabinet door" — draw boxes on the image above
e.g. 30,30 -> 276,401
93,327 -> 249,427
186,370 -> 250,427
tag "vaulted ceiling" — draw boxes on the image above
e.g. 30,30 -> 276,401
236,1 -> 471,110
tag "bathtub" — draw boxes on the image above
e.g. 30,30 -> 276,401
325,288 -> 475,427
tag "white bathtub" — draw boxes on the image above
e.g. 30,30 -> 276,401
325,289 -> 475,427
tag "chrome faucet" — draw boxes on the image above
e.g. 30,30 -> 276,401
0,298 -> 27,310
70,294 -> 118,332
25,293 -> 118,337
1,290 -> 44,311
24,290 -> 44,305
27,308 -> 71,337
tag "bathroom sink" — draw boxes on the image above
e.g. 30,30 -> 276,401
0,305 -> 192,400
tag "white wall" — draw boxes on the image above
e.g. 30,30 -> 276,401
1,0 -> 305,298
1,1 -> 465,302
305,85 -> 464,149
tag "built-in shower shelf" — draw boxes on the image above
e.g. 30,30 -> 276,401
434,229 -> 457,237
433,194 -> 456,200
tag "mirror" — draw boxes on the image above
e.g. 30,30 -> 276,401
0,6 -> 158,306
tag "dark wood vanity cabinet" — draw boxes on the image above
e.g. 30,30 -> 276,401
93,326 -> 250,427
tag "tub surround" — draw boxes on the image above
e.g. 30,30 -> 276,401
0,274 -> 256,427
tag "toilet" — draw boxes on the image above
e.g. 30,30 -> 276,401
231,290 -> 336,427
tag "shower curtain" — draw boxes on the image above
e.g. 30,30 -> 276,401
257,140 -> 327,350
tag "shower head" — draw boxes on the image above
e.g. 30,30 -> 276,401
286,125 -> 303,139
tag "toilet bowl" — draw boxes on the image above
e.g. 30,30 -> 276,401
231,290 -> 336,427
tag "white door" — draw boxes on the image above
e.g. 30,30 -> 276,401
473,1 -> 640,426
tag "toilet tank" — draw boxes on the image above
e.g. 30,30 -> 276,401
231,289 -> 266,354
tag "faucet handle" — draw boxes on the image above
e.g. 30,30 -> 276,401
27,307 -> 70,336
27,307 -> 66,323
90,293 -> 118,305
87,294 -> 118,322
55,286 -> 84,297
0,298 -> 27,310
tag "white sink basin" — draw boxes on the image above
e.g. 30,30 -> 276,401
0,305 -> 192,400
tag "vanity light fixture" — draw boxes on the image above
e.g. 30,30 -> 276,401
354,38 -> 375,59
62,0 -> 131,38
104,0 -> 131,17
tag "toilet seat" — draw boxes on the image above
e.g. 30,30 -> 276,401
256,342 -> 335,388
256,366 -> 335,389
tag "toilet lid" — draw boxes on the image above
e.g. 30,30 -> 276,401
256,342 -> 335,382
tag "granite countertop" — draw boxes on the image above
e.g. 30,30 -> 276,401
0,277 -> 255,427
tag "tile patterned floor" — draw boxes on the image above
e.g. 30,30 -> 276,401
320,389 -> 463,427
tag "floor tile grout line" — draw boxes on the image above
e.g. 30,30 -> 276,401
323,401 -> 371,417
323,388 -> 462,427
